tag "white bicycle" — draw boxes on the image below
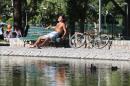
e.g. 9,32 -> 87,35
69,31 -> 110,49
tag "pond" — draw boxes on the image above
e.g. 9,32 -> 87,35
0,56 -> 130,86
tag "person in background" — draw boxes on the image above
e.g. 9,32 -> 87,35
0,24 -> 4,39
14,27 -> 22,38
5,24 -> 22,38
7,24 -> 12,33
4,24 -> 12,38
9,25 -> 22,38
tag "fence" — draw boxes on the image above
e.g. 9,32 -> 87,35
74,23 -> 125,39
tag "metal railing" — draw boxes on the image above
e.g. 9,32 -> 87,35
74,23 -> 125,40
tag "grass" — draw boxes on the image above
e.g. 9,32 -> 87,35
0,39 -> 9,46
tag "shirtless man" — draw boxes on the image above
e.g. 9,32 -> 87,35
30,15 -> 67,48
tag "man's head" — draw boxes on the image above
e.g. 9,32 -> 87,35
7,24 -> 12,32
58,15 -> 65,22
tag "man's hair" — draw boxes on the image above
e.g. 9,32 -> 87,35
59,14 -> 66,22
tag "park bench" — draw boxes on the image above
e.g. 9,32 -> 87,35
20,26 -> 70,47
21,26 -> 53,46
9,26 -> 70,47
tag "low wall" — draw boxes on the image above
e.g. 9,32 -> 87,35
110,40 -> 130,50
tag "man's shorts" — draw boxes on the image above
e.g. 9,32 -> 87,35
44,31 -> 59,41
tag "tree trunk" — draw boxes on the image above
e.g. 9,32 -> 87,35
13,0 -> 23,36
66,0 -> 78,35
127,0 -> 130,37
80,0 -> 88,33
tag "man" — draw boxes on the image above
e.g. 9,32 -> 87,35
30,15 -> 67,48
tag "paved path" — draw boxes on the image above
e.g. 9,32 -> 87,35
0,46 -> 130,61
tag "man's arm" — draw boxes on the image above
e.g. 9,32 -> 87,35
61,24 -> 67,39
45,25 -> 55,29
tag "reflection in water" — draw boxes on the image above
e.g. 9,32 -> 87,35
0,56 -> 130,86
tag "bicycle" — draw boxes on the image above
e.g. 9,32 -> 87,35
69,29 -> 110,49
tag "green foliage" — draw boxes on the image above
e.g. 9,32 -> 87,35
23,0 -> 66,25
6,17 -> 13,24
0,0 -> 12,14
26,0 -> 31,6
0,0 -> 125,26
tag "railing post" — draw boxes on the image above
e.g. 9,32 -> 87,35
99,0 -> 101,33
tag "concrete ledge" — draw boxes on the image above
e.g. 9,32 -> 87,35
0,46 -> 130,61
111,40 -> 130,49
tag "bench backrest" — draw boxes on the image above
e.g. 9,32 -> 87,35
22,26 -> 53,41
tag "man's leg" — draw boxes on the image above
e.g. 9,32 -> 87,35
39,37 -> 51,47
33,36 -> 42,46
30,36 -> 45,48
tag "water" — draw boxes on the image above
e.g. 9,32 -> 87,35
0,56 -> 130,86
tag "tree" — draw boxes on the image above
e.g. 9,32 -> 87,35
66,0 -> 89,34
126,0 -> 130,37
13,0 -> 23,36
77,0 -> 88,33
66,0 -> 77,35
0,0 -> 12,22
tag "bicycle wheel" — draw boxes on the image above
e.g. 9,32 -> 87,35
69,33 -> 85,48
94,33 -> 109,49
